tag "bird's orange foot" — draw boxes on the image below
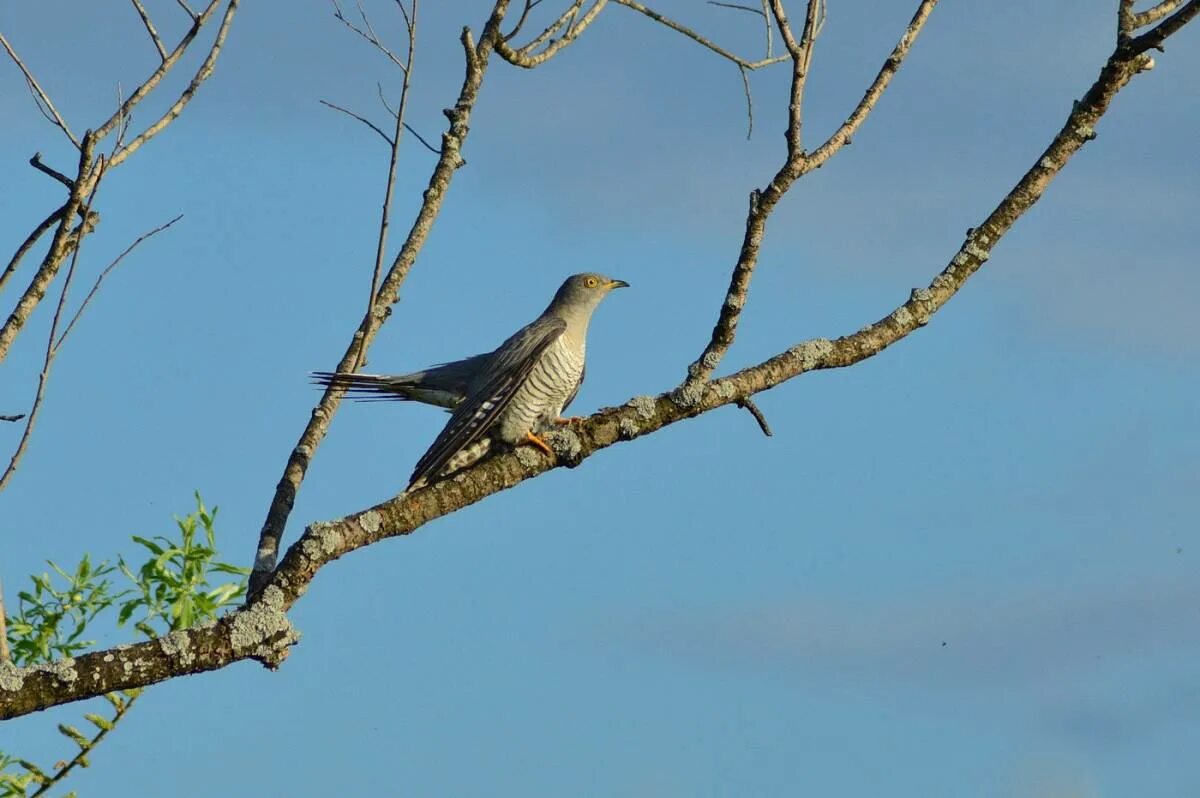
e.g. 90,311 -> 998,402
553,416 -> 585,426
524,430 -> 554,457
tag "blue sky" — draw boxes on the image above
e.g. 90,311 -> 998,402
2,0 -> 1198,795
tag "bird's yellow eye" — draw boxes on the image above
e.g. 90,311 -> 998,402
585,277 -> 598,288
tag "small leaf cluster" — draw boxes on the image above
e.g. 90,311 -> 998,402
1,493 -> 248,797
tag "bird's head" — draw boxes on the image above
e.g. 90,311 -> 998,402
551,272 -> 630,312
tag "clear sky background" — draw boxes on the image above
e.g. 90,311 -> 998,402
2,1 -> 1198,795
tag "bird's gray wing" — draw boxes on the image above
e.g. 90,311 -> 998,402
561,363 -> 585,415
312,352 -> 492,409
408,316 -> 567,488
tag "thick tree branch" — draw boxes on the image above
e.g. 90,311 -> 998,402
247,1 -> 514,596
4,6 -> 1190,718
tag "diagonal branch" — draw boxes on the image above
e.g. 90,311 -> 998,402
1132,0 -> 1185,28
612,0 -> 787,70
0,33 -> 80,148
130,0 -> 169,61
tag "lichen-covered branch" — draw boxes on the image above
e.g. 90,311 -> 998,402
5,4 -> 1192,719
247,0 -> 515,595
0,588 -> 297,719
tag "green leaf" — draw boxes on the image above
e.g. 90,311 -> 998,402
56,724 -> 90,750
102,692 -> 126,711
130,536 -> 165,556
15,760 -> 47,783
83,713 -> 113,732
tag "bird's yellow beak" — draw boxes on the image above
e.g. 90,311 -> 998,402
608,279 -> 630,290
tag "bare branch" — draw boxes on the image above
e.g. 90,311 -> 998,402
0,33 -> 80,148
331,0 -> 410,74
1124,0 -> 1200,51
0,154 -> 106,495
0,578 -> 9,663
1132,0 -> 1185,27
55,215 -> 182,350
519,0 -> 583,52
358,0 -> 419,370
320,99 -> 395,146
495,0 -> 607,68
737,397 -> 773,436
28,153 -> 75,189
683,0 -> 939,388
130,0 -> 169,60
108,0 -> 240,170
377,83 -> 441,154
1,207 -> 66,297
612,0 -> 787,70
0,136 -> 99,366
175,0 -> 199,20
248,1 -> 515,596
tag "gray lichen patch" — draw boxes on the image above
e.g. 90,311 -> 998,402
0,662 -> 24,692
515,446 -> 542,468
713,380 -> 736,400
34,657 -> 78,686
358,510 -> 383,535
671,381 -> 705,408
301,521 -> 345,562
548,428 -> 582,460
788,338 -> 834,370
618,417 -> 640,439
231,585 -> 298,663
627,395 -> 657,420
158,630 -> 196,667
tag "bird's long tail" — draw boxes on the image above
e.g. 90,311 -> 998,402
311,371 -> 418,401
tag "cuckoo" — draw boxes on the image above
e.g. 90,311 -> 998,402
314,273 -> 628,490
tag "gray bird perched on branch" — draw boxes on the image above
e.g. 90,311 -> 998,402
314,273 -> 629,491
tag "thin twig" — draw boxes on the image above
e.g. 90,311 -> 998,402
130,0 -> 169,60
30,692 -> 140,797
357,0 -> 419,369
331,0 -> 410,73
55,215 -> 182,350
504,0 -> 543,41
612,0 -> 787,70
707,2 -> 764,17
0,33 -> 80,148
320,99 -> 395,146
175,0 -> 199,20
377,83 -> 441,154
0,154 -> 106,495
520,0 -> 583,52
0,578 -> 8,663
736,397 -> 772,436
29,153 -> 75,189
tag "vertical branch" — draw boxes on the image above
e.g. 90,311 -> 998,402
247,0 -> 514,597
356,0 -> 419,369
0,577 -> 10,664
